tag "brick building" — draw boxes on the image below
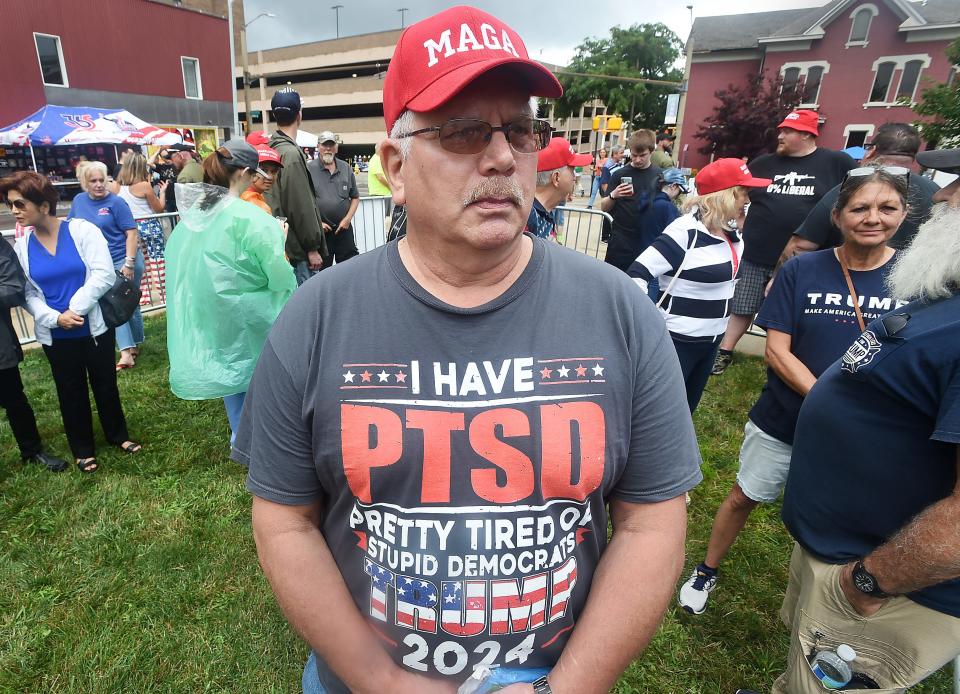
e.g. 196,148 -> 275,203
679,0 -> 960,170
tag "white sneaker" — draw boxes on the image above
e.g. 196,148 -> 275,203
678,566 -> 718,615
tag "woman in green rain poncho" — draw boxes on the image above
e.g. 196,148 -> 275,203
165,139 -> 295,444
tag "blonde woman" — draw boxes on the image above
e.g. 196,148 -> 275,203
631,158 -> 771,412
69,161 -> 142,371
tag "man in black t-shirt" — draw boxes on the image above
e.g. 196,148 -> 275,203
711,110 -> 855,375
600,129 -> 663,271
784,123 -> 939,256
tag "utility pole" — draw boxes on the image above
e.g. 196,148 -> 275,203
240,12 -> 276,135
398,7 -> 408,28
332,5 -> 343,38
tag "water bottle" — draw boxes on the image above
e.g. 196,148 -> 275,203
810,644 -> 856,689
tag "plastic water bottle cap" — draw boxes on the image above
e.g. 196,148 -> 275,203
837,644 -> 857,661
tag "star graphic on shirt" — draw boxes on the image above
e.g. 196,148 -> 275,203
343,370 -> 355,383
592,363 -> 605,377
427,593 -> 437,602
395,371 -> 407,383
539,366 -> 553,380
557,365 -> 570,378
360,370 -> 372,383
444,594 -> 456,604
398,587 -> 408,596
378,370 -> 390,382
575,364 -> 588,378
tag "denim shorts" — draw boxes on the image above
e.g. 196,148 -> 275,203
735,418 -> 793,502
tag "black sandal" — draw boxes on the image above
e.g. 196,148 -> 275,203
76,458 -> 98,473
119,441 -> 142,454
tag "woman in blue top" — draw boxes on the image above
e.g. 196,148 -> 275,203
2,171 -> 141,473
70,161 -> 144,371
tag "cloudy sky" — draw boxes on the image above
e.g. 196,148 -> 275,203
243,0 -> 827,66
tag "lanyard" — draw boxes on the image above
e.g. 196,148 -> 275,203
725,234 -> 740,280
836,247 -> 867,332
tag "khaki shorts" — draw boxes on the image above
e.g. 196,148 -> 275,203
772,543 -> 960,693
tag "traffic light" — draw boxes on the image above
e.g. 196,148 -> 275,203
606,116 -> 623,131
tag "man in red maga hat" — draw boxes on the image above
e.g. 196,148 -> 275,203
237,7 -> 701,694
527,137 -> 592,241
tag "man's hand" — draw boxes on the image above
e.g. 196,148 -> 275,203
321,221 -> 333,233
838,562 -> 887,618
335,222 -> 350,235
121,265 -> 134,280
307,250 -> 323,270
57,310 -> 85,329
498,684 -> 535,693
610,182 -> 633,199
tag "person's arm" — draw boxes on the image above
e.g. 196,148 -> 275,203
764,328 -> 817,396
840,448 -> 960,617
288,157 -> 327,266
532,496 -> 687,694
338,197 -> 359,233
0,245 -> 26,310
600,182 -> 631,213
252,497 -> 457,694
139,180 -> 167,214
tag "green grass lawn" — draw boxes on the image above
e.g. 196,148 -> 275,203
0,314 -> 950,693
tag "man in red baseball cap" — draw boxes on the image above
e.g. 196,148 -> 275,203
240,7 -> 701,694
710,108 -> 857,376
527,137 -> 591,240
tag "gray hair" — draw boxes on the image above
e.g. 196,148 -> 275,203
389,97 -> 540,161
78,160 -> 108,191
887,203 -> 960,302
536,167 -> 563,187
610,146 -> 624,156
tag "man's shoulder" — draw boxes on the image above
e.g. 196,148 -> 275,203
911,174 -> 941,196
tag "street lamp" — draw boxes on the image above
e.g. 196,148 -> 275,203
398,7 -> 409,28
332,5 -> 344,38
240,11 -> 276,134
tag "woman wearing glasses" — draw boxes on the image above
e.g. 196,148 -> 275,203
164,139 -> 296,445
69,161 -> 144,372
678,165 -> 909,616
2,172 -> 141,473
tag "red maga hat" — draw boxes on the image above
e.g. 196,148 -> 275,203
537,137 -> 593,172
255,145 -> 282,167
778,109 -> 820,136
695,158 -> 771,195
382,5 -> 562,133
245,131 -> 271,146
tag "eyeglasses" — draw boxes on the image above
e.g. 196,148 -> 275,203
6,198 -> 28,210
397,117 -> 552,155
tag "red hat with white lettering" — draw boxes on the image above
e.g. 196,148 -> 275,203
383,5 -> 563,133
695,158 -> 771,195
255,145 -> 283,167
778,109 -> 820,136
537,137 -> 593,172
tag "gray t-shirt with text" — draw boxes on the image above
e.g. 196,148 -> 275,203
235,236 -> 702,689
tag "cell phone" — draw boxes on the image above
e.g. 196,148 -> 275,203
621,176 -> 633,196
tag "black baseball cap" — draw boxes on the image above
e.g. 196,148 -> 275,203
166,143 -> 196,152
271,88 -> 302,117
916,148 -> 960,175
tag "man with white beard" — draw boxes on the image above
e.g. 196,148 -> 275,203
754,150 -> 960,693
308,131 -> 360,267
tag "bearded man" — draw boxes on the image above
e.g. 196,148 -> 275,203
307,130 -> 360,267
760,149 -> 960,693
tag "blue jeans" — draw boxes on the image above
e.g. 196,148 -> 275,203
113,251 -> 144,352
294,261 -> 318,286
588,175 -> 602,207
223,391 -> 246,445
672,335 -> 722,413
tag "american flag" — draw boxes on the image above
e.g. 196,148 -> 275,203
395,576 -> 438,633
490,573 -> 548,634
440,581 -> 487,637
549,557 -> 578,622
364,559 -> 394,623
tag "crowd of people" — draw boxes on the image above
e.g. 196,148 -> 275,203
1,4 -> 959,693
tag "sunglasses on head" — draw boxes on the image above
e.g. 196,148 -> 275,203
397,117 -> 553,155
845,165 -> 911,180
254,167 -> 274,180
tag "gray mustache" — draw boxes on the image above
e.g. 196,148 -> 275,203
464,177 -> 525,208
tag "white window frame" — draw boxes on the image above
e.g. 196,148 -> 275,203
846,4 -> 878,48
33,32 -> 69,88
842,123 -> 875,149
864,54 -> 931,107
181,56 -> 202,100
779,61 -> 830,108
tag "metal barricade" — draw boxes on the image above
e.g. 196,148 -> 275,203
6,211 -> 180,346
352,196 -> 391,254
553,205 -> 613,260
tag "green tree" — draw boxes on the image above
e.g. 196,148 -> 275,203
913,38 -> 960,146
553,23 -> 684,131
695,73 -> 802,161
